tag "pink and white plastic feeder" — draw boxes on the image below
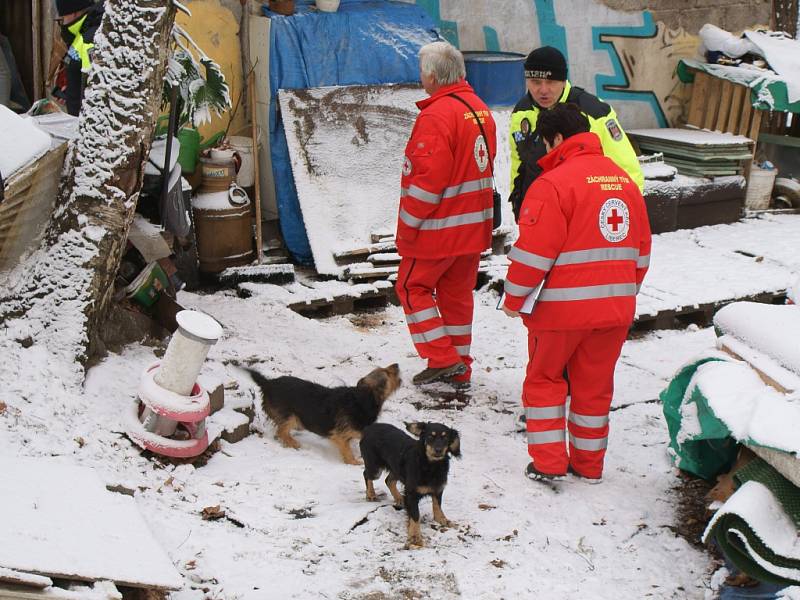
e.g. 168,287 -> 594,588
127,311 -> 223,458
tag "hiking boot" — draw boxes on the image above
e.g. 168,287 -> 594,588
412,362 -> 467,385
568,465 -> 603,484
525,462 -> 565,481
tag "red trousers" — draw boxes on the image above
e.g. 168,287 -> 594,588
522,324 -> 629,478
396,254 -> 480,379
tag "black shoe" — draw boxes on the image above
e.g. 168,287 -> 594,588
525,462 -> 565,481
567,465 -> 603,484
412,362 -> 467,385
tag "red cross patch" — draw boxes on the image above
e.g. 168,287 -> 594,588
474,135 -> 489,172
598,198 -> 630,242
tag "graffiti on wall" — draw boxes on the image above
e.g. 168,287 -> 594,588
413,0 -> 699,128
594,12 -> 699,127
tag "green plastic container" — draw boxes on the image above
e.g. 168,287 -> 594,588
126,262 -> 170,308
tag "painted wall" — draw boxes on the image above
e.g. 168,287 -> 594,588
410,0 -> 770,128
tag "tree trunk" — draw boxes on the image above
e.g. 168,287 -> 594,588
0,0 -> 176,381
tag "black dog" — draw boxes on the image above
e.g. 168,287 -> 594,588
360,421 -> 460,548
246,364 -> 401,464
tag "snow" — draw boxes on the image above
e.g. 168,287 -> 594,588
714,302 -> 800,376
636,214 -> 800,319
2,281 -> 723,598
641,160 -> 677,181
0,457 -> 182,589
628,128 -> 753,146
0,104 -> 51,179
744,31 -> 800,103
175,310 -> 223,341
684,359 -> 800,454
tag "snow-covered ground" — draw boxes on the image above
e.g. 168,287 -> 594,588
4,208 -> 800,597
3,277 -> 727,599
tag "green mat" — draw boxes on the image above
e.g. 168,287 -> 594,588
705,464 -> 800,586
735,459 -> 800,528
660,354 -> 739,480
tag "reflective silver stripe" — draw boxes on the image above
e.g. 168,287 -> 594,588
508,246 -> 555,271
526,405 -> 566,420
410,326 -> 448,344
406,307 -> 440,324
636,283 -> 642,294
637,254 -> 650,268
401,184 -> 441,205
527,430 -> 566,445
504,280 -> 537,297
556,247 -> 639,266
539,283 -> 638,301
418,208 -> 493,230
569,434 -> 608,451
442,177 -> 494,199
569,413 -> 609,428
399,208 -> 423,229
454,344 -> 471,356
444,325 -> 471,336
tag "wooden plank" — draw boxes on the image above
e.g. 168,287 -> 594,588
686,71 -> 710,127
738,94 -> 753,137
0,459 -> 182,592
0,569 -> 51,589
714,81 -> 734,132
726,85 -> 746,134
686,71 -> 710,128
748,109 -> 764,152
702,76 -> 722,131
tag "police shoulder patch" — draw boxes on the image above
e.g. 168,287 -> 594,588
605,118 -> 623,142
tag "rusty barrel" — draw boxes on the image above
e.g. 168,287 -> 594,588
192,185 -> 254,273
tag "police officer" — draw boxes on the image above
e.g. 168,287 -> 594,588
55,0 -> 104,116
508,46 -> 643,221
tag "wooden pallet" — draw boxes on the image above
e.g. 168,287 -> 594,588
288,286 -> 398,318
632,289 -> 787,333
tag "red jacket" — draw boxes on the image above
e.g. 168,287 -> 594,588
396,80 -> 497,258
503,132 -> 652,329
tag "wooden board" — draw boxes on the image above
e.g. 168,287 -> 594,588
0,458 -> 182,591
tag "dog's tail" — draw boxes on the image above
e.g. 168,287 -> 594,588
242,367 -> 271,390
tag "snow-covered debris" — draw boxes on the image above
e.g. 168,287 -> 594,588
0,104 -> 51,179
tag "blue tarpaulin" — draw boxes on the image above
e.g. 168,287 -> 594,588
264,0 -> 439,264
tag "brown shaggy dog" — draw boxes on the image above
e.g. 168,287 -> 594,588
246,364 -> 401,464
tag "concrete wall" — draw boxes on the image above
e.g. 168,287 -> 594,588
410,0 -> 771,128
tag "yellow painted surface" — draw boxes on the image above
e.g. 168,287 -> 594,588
177,0 -> 246,141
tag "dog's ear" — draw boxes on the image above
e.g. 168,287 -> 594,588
405,422 -> 425,437
448,428 -> 461,458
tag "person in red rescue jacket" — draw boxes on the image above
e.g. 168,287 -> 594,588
396,41 -> 497,386
502,103 -> 651,482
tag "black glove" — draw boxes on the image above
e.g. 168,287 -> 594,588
509,187 -> 522,223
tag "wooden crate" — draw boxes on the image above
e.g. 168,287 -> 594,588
0,144 -> 67,271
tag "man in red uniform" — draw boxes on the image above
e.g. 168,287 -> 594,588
502,104 -> 651,482
396,41 -> 497,386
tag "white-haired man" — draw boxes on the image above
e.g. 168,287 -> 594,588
395,41 -> 497,386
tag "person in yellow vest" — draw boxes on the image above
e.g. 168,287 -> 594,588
508,46 -> 644,221
55,0 -> 104,116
